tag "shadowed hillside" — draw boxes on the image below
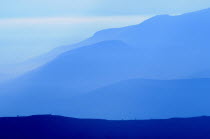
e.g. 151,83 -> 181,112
0,115 -> 210,139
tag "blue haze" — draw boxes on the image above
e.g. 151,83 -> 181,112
1,0 -> 210,17
1,9 -> 210,119
1,0 -> 210,80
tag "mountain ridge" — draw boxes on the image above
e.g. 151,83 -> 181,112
3,8 -> 210,82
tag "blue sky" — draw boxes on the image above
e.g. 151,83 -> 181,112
0,0 -> 210,67
1,0 -> 210,18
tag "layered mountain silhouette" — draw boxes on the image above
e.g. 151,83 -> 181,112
2,78 -> 210,119
84,8 -> 210,47
64,78 -> 210,119
1,8 -> 210,119
7,8 -> 210,80
1,115 -> 210,139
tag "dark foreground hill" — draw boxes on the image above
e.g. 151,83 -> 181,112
1,115 -> 210,139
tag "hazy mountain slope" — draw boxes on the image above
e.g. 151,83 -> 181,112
0,40 -> 141,116
57,78 -> 210,119
79,8 -> 210,79
0,43 -> 78,83
5,8 -> 210,82
1,115 -> 210,139
1,40 -> 136,94
84,8 -> 210,48
0,73 -> 11,83
1,78 -> 210,119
